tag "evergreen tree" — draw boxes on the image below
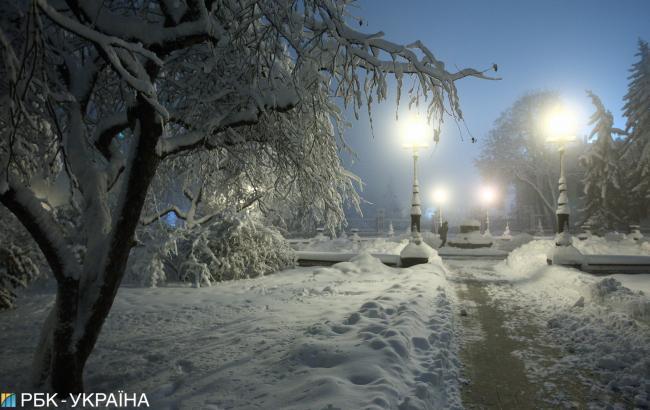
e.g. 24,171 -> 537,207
579,91 -> 625,230
622,39 -> 650,222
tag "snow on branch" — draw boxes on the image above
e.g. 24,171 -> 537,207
69,0 -> 225,52
156,93 -> 299,157
141,205 -> 187,226
36,0 -> 168,117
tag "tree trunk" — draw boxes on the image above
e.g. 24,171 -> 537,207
84,100 -> 160,391
36,98 -> 163,395
51,277 -> 83,393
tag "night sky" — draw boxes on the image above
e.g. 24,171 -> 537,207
341,0 -> 650,223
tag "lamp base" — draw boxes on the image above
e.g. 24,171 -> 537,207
400,233 -> 436,267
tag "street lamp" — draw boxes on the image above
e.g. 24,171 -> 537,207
399,115 -> 436,268
401,116 -> 429,234
545,107 -> 577,245
432,187 -> 448,231
479,186 -> 496,236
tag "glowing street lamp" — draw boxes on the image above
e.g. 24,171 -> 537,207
479,186 -> 496,235
432,187 -> 448,230
401,116 -> 429,234
545,106 -> 577,245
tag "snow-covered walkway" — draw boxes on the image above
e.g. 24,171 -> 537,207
447,260 -> 589,408
448,241 -> 650,408
1,254 -> 463,410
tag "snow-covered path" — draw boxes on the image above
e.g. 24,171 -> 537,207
446,260 -> 589,408
445,249 -> 650,409
1,254 -> 463,410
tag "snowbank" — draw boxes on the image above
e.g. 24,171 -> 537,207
497,240 -> 649,309
1,254 -> 462,409
574,235 -> 650,256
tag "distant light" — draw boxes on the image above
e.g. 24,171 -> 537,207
401,115 -> 429,149
480,186 -> 496,205
165,212 -> 178,227
432,187 -> 448,204
545,106 -> 577,143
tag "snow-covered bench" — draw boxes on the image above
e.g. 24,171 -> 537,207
295,251 -> 400,267
549,247 -> 650,274
581,255 -> 650,274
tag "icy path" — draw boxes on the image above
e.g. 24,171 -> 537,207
446,258 -> 650,408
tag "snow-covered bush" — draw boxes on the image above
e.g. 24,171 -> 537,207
180,253 -> 212,288
0,243 -> 40,310
195,214 -> 296,283
0,212 -> 44,310
130,213 -> 296,287
126,226 -> 179,287
129,247 -> 167,288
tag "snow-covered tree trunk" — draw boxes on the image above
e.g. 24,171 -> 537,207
2,97 -> 163,393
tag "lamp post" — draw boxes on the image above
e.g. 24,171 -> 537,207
479,186 -> 496,236
402,117 -> 429,234
545,108 -> 577,246
543,105 -> 585,268
399,116 -> 435,267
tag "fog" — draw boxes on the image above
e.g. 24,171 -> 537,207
341,0 -> 650,227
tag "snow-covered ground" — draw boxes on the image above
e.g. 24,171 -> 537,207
1,254 -> 462,410
468,239 -> 650,407
2,235 -> 648,408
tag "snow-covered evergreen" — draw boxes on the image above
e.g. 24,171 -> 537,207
622,39 -> 650,221
579,91 -> 625,230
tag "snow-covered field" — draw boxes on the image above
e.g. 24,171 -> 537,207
1,254 -> 462,410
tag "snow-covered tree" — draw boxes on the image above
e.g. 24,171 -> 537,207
622,39 -> 650,221
0,0 -> 496,393
141,95 -> 361,235
579,91 -> 626,230
476,91 -> 585,229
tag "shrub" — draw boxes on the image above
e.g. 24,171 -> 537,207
195,213 -> 296,283
0,243 -> 40,309
130,213 -> 296,287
